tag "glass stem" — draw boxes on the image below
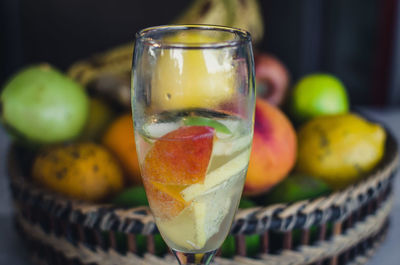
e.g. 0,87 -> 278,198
172,249 -> 217,265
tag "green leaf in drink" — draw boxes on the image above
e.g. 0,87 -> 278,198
183,117 -> 231,134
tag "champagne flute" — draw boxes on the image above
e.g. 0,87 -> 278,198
131,25 -> 255,265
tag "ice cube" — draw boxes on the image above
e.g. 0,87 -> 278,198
143,122 -> 180,138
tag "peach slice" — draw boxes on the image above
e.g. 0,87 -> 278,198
143,126 -> 214,185
142,126 -> 215,218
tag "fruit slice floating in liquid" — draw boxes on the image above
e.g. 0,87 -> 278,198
143,126 -> 214,185
142,126 -> 215,218
143,179 -> 188,219
157,187 -> 232,250
181,148 -> 251,201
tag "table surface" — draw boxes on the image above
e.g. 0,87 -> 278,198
0,107 -> 399,265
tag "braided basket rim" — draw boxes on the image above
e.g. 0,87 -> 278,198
8,128 -> 399,235
15,193 -> 392,265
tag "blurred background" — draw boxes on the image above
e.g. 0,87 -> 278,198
0,1 -> 400,265
1,0 -> 400,106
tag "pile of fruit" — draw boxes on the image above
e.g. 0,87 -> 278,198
0,0 -> 387,258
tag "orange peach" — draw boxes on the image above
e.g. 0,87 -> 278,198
244,99 -> 297,196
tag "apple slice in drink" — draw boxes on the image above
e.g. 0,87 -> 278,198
157,186 -> 232,250
181,148 -> 250,201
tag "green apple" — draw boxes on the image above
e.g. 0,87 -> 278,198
290,73 -> 349,123
1,64 -> 89,144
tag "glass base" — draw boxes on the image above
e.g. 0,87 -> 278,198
171,249 -> 217,265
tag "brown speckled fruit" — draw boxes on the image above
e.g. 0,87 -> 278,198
296,114 -> 386,189
32,142 -> 123,201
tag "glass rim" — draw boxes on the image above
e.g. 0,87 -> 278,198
135,24 -> 252,49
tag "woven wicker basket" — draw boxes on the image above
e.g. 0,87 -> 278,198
9,129 -> 399,265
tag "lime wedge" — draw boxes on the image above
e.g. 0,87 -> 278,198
183,117 -> 231,134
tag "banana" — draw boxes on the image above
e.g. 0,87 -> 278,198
173,0 -> 236,27
67,0 -> 264,108
230,0 -> 264,44
174,0 -> 264,44
68,43 -> 133,86
67,43 -> 133,107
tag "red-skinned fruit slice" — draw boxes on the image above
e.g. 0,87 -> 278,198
142,126 -> 215,219
143,126 -> 215,185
